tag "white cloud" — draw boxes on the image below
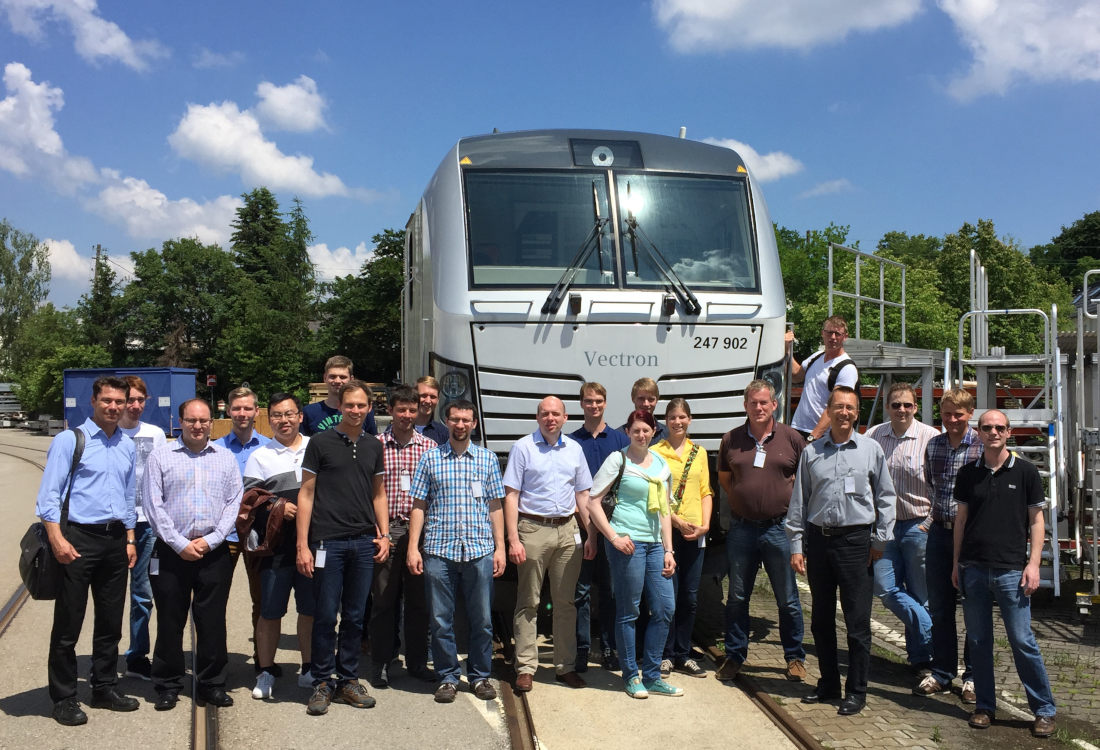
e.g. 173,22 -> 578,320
192,47 -> 245,69
0,61 -> 97,189
308,241 -> 373,280
255,75 -> 327,132
703,137 -> 803,182
799,178 -> 854,198
938,0 -> 1100,99
45,237 -> 133,285
0,0 -> 167,71
168,101 -> 350,197
87,171 -> 241,245
653,0 -> 921,51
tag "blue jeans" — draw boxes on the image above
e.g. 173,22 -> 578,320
125,522 -> 156,665
309,535 -> 375,686
960,564 -> 1055,718
664,532 -> 705,662
424,553 -> 494,684
575,534 -> 616,654
723,518 -> 805,663
605,539 -> 674,684
873,517 -> 932,665
926,522 -> 971,685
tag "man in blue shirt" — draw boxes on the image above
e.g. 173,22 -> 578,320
407,399 -> 506,703
303,355 -> 377,436
569,382 -> 628,672
37,376 -> 139,726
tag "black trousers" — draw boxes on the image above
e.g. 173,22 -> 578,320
368,523 -> 429,670
150,540 -> 233,694
806,524 -> 873,697
48,524 -> 129,702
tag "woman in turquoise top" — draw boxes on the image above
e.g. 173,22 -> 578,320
586,409 -> 681,699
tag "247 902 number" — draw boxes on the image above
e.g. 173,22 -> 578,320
693,336 -> 748,350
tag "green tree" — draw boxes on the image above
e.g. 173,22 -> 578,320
77,245 -> 126,363
776,223 -> 852,362
316,228 -> 404,383
1030,210 -> 1100,293
0,219 -> 51,374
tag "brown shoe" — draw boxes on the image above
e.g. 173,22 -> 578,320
785,660 -> 807,682
555,671 -> 586,689
515,673 -> 533,692
715,657 -> 742,682
968,710 -> 993,729
1032,715 -> 1055,738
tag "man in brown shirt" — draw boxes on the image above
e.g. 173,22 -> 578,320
715,379 -> 806,682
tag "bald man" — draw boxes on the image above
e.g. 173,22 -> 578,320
504,396 -> 593,692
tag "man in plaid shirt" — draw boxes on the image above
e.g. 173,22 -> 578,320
407,399 -> 506,704
368,385 -> 438,688
914,388 -> 982,702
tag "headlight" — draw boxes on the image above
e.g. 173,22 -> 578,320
757,358 -> 787,423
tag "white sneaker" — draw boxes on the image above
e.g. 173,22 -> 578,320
252,671 -> 275,700
298,670 -> 314,689
659,658 -> 673,677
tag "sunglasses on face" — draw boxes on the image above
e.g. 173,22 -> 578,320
890,401 -> 915,410
979,424 -> 1009,434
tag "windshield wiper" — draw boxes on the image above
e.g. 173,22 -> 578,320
541,181 -> 609,315
623,200 -> 702,316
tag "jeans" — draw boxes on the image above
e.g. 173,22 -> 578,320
873,517 -> 932,665
310,535 -> 375,686
664,531 -> 705,662
605,539 -> 674,684
575,529 -> 616,655
723,518 -> 805,664
369,523 -> 429,670
125,521 -> 156,666
926,522 -> 972,685
425,553 -> 494,684
960,564 -> 1056,718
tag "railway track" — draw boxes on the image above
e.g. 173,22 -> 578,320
0,439 -> 217,750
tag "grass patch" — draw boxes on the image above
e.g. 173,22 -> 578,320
930,726 -> 943,744
871,643 -> 907,666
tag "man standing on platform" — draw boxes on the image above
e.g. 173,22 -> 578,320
953,409 -> 1056,737
414,375 -> 449,445
303,355 -> 377,436
716,379 -> 806,683
296,379 -> 391,716
407,399 -> 507,704
38,376 -> 138,726
865,383 -> 939,675
505,396 -> 592,693
789,316 -> 859,441
144,399 -> 242,711
786,386 -> 895,716
118,374 -> 167,682
368,385 -> 437,688
916,388 -> 981,702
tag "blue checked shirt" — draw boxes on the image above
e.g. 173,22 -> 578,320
411,442 -> 505,562
924,427 -> 982,522
143,440 -> 243,554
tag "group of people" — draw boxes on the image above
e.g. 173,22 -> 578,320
36,321 -> 1058,738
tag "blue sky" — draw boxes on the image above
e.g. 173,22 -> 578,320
1,0 -> 1098,307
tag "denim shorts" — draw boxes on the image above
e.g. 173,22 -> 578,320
259,556 -> 316,619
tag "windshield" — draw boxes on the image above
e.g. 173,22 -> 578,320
464,170 -> 757,291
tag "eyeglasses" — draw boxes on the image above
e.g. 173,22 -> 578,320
270,411 -> 300,421
979,424 -> 1009,434
181,418 -> 212,426
822,329 -> 846,338
890,401 -> 915,410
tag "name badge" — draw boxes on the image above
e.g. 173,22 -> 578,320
844,476 -> 856,494
574,532 -> 582,546
698,536 -> 706,549
753,450 -> 766,468
471,480 -> 483,498
314,549 -> 327,568
400,472 -> 411,492
149,557 -> 159,576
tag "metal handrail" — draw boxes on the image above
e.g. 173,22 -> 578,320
827,243 -> 907,344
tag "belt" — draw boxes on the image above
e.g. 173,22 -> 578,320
733,514 -> 786,525
518,512 -> 574,527
811,523 -> 871,537
934,519 -> 955,530
70,520 -> 126,536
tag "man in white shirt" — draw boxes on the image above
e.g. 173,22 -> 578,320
789,316 -> 859,441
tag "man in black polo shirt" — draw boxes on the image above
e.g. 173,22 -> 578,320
952,409 -> 1055,737
296,380 -> 391,716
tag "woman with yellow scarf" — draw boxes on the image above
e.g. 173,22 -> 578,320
585,409 -> 679,699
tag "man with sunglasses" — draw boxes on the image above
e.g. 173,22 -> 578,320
789,316 -> 859,442
952,410 -> 1056,737
865,383 -> 939,676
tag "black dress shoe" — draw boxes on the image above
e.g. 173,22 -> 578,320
154,692 -> 178,711
52,698 -> 88,726
838,694 -> 867,715
196,686 -> 234,708
801,689 -> 841,704
89,688 -> 139,712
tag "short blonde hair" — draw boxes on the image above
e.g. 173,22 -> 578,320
630,377 -> 659,400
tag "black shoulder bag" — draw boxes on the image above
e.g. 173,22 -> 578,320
600,451 -> 628,521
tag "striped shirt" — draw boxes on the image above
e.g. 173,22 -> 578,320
378,428 -> 437,521
144,440 -> 243,555
924,427 -> 982,522
411,441 -> 505,562
865,420 -> 940,523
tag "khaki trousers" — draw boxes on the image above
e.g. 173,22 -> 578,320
513,516 -> 582,675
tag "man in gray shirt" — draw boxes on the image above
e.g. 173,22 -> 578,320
787,386 -> 896,716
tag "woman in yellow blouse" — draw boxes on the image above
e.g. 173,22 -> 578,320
654,398 -> 713,678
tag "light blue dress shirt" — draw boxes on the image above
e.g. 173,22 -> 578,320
36,418 -> 136,528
